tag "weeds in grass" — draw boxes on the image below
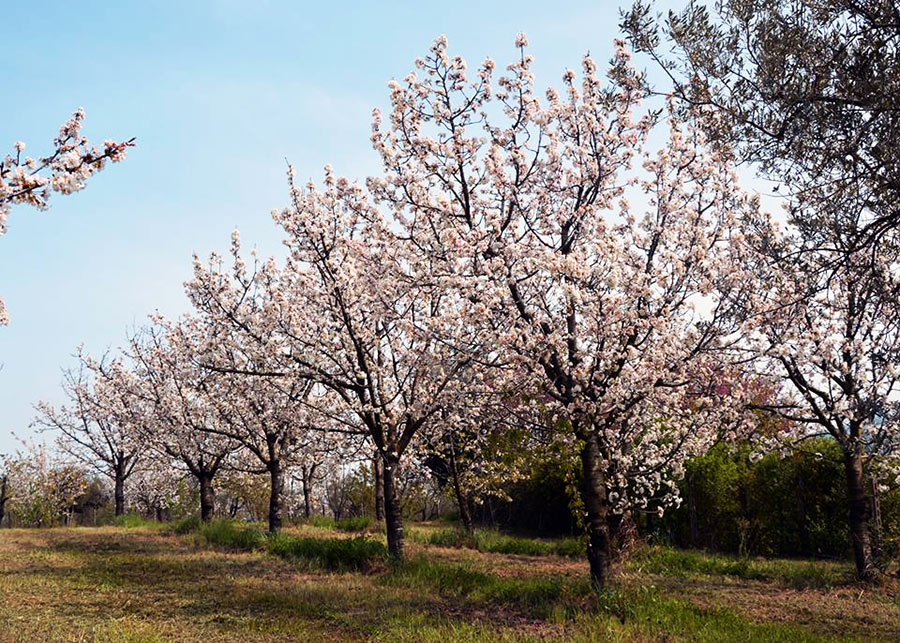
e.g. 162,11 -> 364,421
268,532 -> 386,571
172,516 -> 202,534
382,557 -> 591,618
307,514 -> 336,529
630,545 -> 853,589
198,519 -> 265,550
194,518 -> 386,571
334,516 -> 374,532
412,527 -> 583,558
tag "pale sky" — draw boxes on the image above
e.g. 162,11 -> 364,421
1,0 -> 697,454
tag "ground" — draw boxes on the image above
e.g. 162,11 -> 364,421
0,524 -> 897,642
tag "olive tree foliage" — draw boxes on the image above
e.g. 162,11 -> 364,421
622,0 -> 900,253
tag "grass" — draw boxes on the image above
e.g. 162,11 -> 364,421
334,515 -> 374,532
194,518 -> 386,572
411,526 -> 584,558
105,512 -> 167,529
629,544 -> 855,589
0,525 -> 897,641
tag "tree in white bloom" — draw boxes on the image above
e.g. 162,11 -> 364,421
0,110 -> 132,324
162,293 -> 331,534
122,322 -> 241,522
0,441 -> 89,527
187,189 -> 483,554
33,351 -> 144,516
357,35 -> 759,586
748,226 -> 900,580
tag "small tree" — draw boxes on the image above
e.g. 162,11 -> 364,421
33,352 -> 144,516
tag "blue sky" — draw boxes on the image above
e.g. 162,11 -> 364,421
0,1 -> 683,454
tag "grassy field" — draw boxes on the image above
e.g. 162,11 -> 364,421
0,523 -> 898,642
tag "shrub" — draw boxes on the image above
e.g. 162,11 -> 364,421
172,515 -> 202,534
109,513 -> 162,529
334,515 -> 373,532
308,514 -> 336,529
198,519 -> 265,550
267,533 -> 386,571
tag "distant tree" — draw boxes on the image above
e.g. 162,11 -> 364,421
1,441 -> 88,527
33,351 -> 144,516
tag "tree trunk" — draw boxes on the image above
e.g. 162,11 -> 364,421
580,429 -> 612,590
199,474 -> 216,522
114,471 -> 126,517
382,455 -> 405,558
0,475 -> 8,527
450,462 -> 474,533
843,450 -> 875,580
301,467 -> 313,519
268,460 -> 284,533
870,474 -> 884,566
687,470 -> 698,548
373,454 -> 385,522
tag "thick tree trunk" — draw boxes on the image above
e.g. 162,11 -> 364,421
373,454 -> 385,522
843,450 -> 875,580
580,430 -> 613,590
199,474 -> 216,522
382,455 -> 405,558
114,472 -> 126,517
268,460 -> 284,533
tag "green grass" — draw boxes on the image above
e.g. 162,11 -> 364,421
195,518 -> 386,571
1,527 -> 896,641
198,519 -> 266,550
267,532 -> 386,571
307,514 -> 335,529
105,513 -> 166,529
334,515 -> 374,532
172,515 -> 202,534
382,556 -> 590,618
412,526 -> 584,558
630,545 -> 855,588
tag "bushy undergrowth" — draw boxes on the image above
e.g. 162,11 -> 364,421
307,514 -> 335,529
105,513 -> 164,529
414,527 -> 583,558
334,515 -> 374,532
382,557 -> 589,618
172,515 -> 202,534
630,545 -> 853,589
268,532 -> 386,571
193,518 -> 385,571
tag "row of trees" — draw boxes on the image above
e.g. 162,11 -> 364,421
4,1 -> 899,589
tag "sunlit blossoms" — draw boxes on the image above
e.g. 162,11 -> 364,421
19,31 -> 899,594
0,110 -> 132,325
